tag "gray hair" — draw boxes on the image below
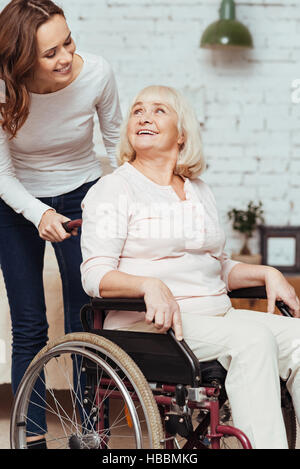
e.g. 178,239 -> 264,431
117,85 -> 206,179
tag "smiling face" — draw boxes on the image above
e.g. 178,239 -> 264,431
127,90 -> 184,159
32,14 -> 76,91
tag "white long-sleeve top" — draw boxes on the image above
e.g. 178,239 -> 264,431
80,162 -> 240,329
0,51 -> 122,228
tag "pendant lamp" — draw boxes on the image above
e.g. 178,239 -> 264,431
200,0 -> 253,50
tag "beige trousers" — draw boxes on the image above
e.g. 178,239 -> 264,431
119,308 -> 300,449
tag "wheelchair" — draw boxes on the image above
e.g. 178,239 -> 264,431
10,285 -> 297,449
10,218 -> 297,449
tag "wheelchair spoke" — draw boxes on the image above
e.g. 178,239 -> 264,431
53,356 -> 80,432
29,386 -> 78,437
33,366 -> 88,435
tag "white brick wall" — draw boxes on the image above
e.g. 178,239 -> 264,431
0,0 -> 299,255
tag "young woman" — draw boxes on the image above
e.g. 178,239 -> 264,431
81,85 -> 300,449
0,0 -> 122,448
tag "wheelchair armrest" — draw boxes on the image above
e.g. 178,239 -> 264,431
229,286 -> 292,317
91,297 -> 146,311
90,285 -> 292,317
228,286 -> 267,299
92,286 -> 268,309
93,286 -> 267,309
92,287 -> 267,311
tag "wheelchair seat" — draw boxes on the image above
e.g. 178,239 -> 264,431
93,329 -> 226,387
83,316 -> 227,387
91,328 -> 202,386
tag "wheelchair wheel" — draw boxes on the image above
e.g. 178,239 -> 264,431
10,332 -> 164,449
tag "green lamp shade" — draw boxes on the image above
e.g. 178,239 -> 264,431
200,0 -> 253,50
200,19 -> 253,49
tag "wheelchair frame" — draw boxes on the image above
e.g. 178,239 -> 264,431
10,218 -> 296,449
76,285 -> 293,450
10,287 -> 296,449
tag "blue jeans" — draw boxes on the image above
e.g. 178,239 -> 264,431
0,178 -> 99,436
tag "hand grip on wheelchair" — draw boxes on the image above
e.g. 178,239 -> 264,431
275,300 -> 293,317
62,219 -> 82,233
228,286 -> 293,317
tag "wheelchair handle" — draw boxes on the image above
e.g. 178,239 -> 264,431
275,300 -> 293,317
62,219 -> 82,233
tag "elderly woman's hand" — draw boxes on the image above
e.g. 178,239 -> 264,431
142,278 -> 183,341
265,267 -> 300,317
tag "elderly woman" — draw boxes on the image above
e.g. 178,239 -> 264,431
81,85 -> 300,449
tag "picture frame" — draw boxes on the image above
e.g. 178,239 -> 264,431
259,226 -> 300,273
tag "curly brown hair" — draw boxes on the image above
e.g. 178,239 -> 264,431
0,0 -> 65,139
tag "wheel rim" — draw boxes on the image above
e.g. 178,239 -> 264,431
11,344 -> 155,449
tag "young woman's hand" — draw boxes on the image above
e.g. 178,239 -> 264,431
264,267 -> 300,317
38,209 -> 78,242
142,278 -> 183,341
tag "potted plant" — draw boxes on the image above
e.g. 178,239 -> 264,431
227,201 -> 264,264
